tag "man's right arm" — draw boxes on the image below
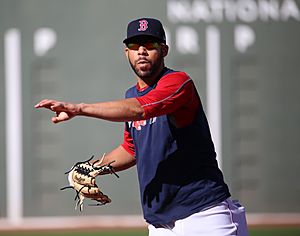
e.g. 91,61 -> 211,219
35,98 -> 145,124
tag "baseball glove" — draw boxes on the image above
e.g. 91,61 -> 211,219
61,154 -> 119,211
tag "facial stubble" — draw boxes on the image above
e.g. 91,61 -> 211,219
128,50 -> 164,80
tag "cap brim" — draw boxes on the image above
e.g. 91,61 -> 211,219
123,34 -> 166,44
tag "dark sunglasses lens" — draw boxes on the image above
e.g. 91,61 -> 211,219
127,43 -> 139,50
144,42 -> 160,49
127,42 -> 160,50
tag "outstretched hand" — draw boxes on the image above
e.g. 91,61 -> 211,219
35,99 -> 81,124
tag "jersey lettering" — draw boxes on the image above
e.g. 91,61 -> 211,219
132,120 -> 146,130
128,117 -> 157,131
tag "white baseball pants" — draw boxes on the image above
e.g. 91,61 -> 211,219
148,199 -> 248,236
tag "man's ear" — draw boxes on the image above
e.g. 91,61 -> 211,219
124,47 -> 129,59
162,44 -> 169,57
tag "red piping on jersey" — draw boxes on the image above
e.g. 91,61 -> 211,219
141,79 -> 192,108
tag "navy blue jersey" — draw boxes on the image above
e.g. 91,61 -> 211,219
123,67 -> 230,226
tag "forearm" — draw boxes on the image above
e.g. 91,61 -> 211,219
94,145 -> 136,173
79,98 -> 145,122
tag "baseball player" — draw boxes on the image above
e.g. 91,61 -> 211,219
35,18 -> 248,236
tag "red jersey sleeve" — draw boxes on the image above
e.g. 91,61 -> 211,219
121,124 -> 135,156
136,72 -> 197,119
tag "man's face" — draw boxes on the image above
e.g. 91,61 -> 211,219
125,38 -> 168,80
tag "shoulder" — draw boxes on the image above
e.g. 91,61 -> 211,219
158,70 -> 192,86
125,85 -> 137,98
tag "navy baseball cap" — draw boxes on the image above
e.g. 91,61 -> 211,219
123,18 -> 166,44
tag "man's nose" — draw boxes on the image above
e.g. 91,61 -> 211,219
137,45 -> 147,54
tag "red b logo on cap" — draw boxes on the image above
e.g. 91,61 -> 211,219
138,20 -> 148,31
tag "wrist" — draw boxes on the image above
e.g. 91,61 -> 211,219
77,103 -> 86,115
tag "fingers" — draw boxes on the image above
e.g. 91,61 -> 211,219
34,99 -> 74,124
35,99 -> 59,110
50,103 -> 65,112
35,99 -> 77,112
35,99 -> 68,112
35,99 -> 77,124
51,111 -> 71,124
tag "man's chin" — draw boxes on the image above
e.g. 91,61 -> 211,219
138,64 -> 151,71
137,72 -> 152,79
135,68 -> 152,78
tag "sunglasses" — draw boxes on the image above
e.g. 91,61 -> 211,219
126,42 -> 161,50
